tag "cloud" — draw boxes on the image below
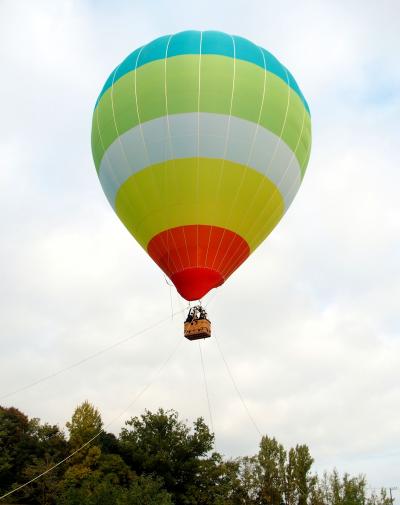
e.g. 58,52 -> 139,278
0,0 -> 399,493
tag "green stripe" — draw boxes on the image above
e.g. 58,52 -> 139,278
92,55 -> 311,174
94,31 -> 310,113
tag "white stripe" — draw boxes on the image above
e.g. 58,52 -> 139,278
98,113 -> 302,210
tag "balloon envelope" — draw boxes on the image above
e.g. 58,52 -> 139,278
92,31 -> 312,301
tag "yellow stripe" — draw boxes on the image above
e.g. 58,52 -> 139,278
115,158 -> 284,252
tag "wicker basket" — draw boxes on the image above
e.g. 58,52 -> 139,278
184,319 -> 211,341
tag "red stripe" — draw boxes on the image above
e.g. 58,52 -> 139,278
147,225 -> 250,300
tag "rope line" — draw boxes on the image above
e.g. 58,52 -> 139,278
243,91 -> 306,246
198,340 -> 214,434
0,307 -> 187,401
211,43 -> 268,275
214,333 -> 261,437
109,52 -> 172,273
96,59 -> 167,277
163,34 -> 188,274
203,288 -> 220,309
219,69 -> 308,279
196,31 -> 203,269
221,99 -> 308,278
0,337 -> 183,502
204,35 -> 236,268
163,274 -> 175,319
133,44 -> 183,274
217,64 -> 292,279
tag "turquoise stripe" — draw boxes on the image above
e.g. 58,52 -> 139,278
202,30 -> 234,57
234,35 -> 265,68
139,34 -> 171,66
94,30 -> 310,114
95,47 -> 142,106
114,47 -> 142,83
168,30 -> 201,56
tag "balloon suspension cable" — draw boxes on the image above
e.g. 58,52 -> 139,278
164,275 -> 174,319
199,340 -> 214,435
203,288 -> 220,310
185,305 -> 208,322
214,333 -> 262,437
0,335 -> 183,502
163,274 -> 173,287
169,285 -> 173,320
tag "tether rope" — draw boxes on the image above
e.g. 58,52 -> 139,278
199,340 -> 214,434
214,333 -> 261,437
0,307 -> 187,401
0,336 -> 183,502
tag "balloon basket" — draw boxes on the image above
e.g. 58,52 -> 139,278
184,319 -> 211,341
184,306 -> 211,341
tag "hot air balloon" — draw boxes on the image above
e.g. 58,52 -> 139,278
91,30 -> 311,336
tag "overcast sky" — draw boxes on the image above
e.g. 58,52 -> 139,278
1,0 -> 399,494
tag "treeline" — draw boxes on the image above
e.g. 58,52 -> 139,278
0,402 -> 391,505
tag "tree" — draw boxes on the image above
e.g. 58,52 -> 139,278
0,406 -> 37,495
0,407 -> 67,504
368,488 -> 393,505
288,444 -> 314,505
256,435 -> 287,505
61,401 -> 109,500
66,401 -> 102,450
119,408 -> 214,505
1,402 -> 394,505
18,421 -> 67,505
309,471 -> 330,505
58,474 -> 173,505
118,475 -> 173,505
309,470 -> 392,505
233,456 -> 260,504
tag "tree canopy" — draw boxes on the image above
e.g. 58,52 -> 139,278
0,403 -> 392,505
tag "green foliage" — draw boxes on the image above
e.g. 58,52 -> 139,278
235,456 -> 261,504
0,406 -> 67,504
0,406 -> 34,493
58,474 -> 172,505
0,403 -> 393,505
257,435 -> 287,504
309,470 -> 393,505
22,425 -> 66,504
66,401 -> 102,450
119,408 -> 215,504
117,475 -> 173,505
287,444 -> 314,505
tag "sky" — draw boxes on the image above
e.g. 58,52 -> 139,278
1,0 -> 399,494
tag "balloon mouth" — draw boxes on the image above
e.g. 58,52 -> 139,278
171,268 -> 224,301
147,224 -> 250,300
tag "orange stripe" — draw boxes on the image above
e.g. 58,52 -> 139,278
147,225 -> 250,300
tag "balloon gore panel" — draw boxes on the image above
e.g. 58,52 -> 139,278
92,30 -> 312,300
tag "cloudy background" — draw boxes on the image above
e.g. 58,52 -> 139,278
1,0 -> 399,493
